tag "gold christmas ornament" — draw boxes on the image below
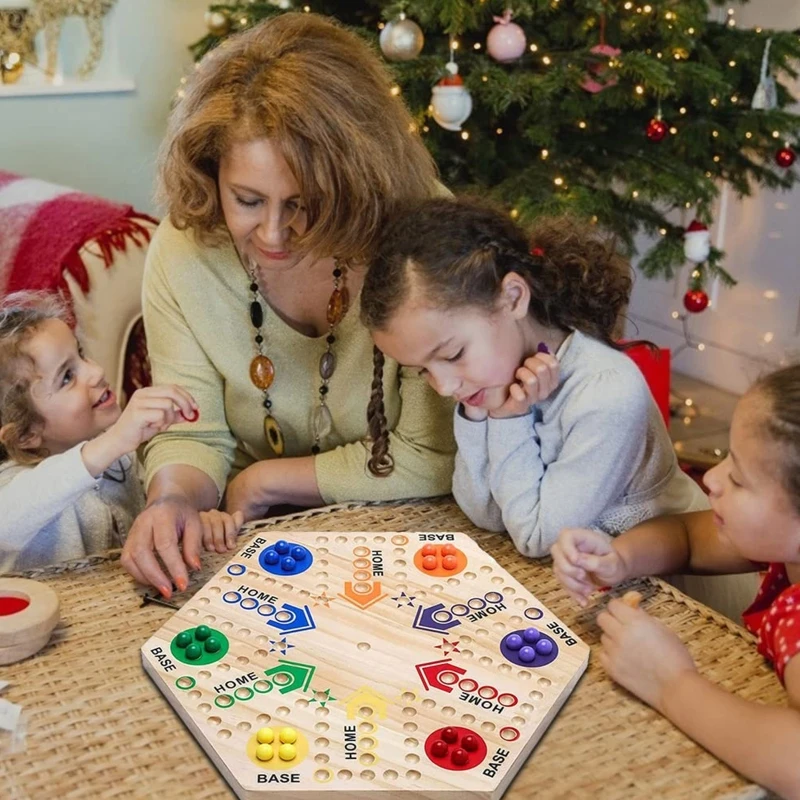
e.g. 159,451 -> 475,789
204,9 -> 231,37
379,13 -> 424,62
0,50 -> 23,84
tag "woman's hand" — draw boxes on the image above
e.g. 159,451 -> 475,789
598,599 -> 697,713
223,463 -> 272,522
489,352 -> 560,419
552,527 -> 627,606
200,509 -> 245,553
120,495 -> 203,598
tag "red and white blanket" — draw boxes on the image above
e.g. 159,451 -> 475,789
0,170 -> 157,300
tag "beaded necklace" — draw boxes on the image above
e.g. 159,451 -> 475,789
246,258 -> 348,457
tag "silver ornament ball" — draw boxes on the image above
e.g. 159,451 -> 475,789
380,17 -> 424,62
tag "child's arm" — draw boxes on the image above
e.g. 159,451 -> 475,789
599,599 -> 800,798
452,408 -> 505,532
83,385 -> 197,476
453,351 -> 558,533
484,374 -> 646,557
0,445 -> 106,554
553,511 -> 754,606
0,385 -> 196,562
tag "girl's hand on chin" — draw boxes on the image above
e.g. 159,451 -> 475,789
489,353 -> 559,419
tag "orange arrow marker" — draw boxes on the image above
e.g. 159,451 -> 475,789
339,581 -> 387,610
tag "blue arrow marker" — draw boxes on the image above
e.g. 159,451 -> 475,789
267,603 -> 316,635
412,603 -> 461,634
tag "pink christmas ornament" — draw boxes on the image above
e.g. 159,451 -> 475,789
486,10 -> 526,63
580,44 -> 621,94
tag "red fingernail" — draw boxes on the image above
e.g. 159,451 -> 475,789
160,585 -> 171,597
181,409 -> 200,423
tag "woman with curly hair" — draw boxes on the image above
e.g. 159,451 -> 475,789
122,13 -> 455,596
361,198 -> 708,558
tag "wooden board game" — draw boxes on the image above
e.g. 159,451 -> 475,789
142,530 -> 589,799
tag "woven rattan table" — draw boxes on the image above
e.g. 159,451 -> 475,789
0,499 -> 784,800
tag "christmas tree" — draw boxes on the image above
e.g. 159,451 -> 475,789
191,1 -> 800,292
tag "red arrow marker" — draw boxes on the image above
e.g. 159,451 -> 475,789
416,659 -> 467,692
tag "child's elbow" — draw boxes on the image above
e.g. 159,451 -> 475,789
509,524 -> 551,559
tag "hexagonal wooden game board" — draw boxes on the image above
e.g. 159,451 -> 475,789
142,530 -> 589,799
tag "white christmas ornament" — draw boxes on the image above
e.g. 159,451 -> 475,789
380,13 -> 424,62
684,219 -> 711,263
751,36 -> 777,110
486,9 -> 526,63
431,63 -> 472,131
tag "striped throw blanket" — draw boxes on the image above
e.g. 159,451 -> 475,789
0,170 -> 157,300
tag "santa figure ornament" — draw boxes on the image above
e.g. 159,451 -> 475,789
683,219 -> 711,264
431,62 -> 472,131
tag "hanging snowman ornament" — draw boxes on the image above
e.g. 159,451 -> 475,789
486,9 -> 526,63
431,60 -> 472,131
684,219 -> 711,263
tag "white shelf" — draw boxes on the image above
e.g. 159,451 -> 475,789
0,75 -> 135,97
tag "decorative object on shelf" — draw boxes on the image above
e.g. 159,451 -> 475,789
646,116 -> 668,142
379,12 -> 424,62
431,59 -> 472,132
0,48 -> 23,83
751,36 -> 777,110
775,145 -> 796,168
204,9 -> 231,36
683,219 -> 711,264
580,42 -> 621,94
0,6 -> 37,67
486,9 -> 526,63
23,0 -> 118,80
683,288 -> 709,314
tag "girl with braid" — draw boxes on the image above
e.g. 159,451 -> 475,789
361,198 -> 707,558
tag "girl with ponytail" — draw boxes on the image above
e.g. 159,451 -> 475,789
361,198 -> 707,557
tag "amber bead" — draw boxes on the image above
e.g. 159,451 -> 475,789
326,288 -> 348,326
250,355 -> 275,390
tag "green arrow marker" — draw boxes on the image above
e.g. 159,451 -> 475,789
264,659 -> 316,694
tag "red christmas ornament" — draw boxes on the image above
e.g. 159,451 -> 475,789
646,117 -> 668,142
775,146 -> 796,168
683,289 -> 709,314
